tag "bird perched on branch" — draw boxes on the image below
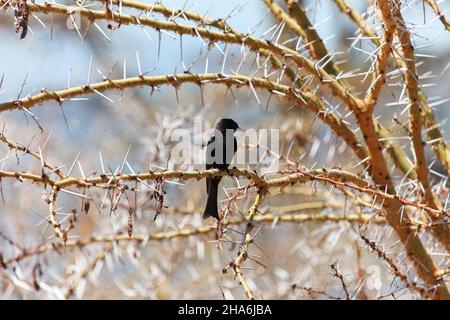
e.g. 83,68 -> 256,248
203,118 -> 240,220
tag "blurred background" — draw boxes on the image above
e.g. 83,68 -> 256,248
0,0 -> 449,299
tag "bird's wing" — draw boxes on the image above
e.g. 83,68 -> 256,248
206,136 -> 226,168
206,136 -> 216,170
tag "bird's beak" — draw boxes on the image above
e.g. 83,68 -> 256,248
236,126 -> 243,132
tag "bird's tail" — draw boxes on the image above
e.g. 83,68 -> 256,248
203,178 -> 220,220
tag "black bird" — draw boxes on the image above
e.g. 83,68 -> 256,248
203,118 -> 240,220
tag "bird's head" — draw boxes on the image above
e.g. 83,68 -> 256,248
216,118 -> 240,131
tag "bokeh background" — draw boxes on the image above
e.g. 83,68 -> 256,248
0,0 -> 449,299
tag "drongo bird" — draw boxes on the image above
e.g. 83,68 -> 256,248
203,118 -> 240,220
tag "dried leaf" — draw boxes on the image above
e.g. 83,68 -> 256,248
13,0 -> 29,39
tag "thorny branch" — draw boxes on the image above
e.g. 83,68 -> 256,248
0,0 -> 450,299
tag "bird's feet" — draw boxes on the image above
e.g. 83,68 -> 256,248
223,167 -> 236,176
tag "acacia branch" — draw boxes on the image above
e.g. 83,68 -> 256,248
266,0 -> 418,181
9,1 -> 427,180
334,0 -> 450,173
360,232 -> 433,298
0,132 -> 65,179
99,0 -> 239,33
23,1 -> 363,112
357,92 -> 450,300
363,0 -> 396,113
0,72 -> 369,166
393,4 -> 435,206
425,0 -> 450,31
388,1 -> 450,254
231,233 -> 255,300
1,164 -> 448,218
1,211 -> 386,266
47,186 -> 66,241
